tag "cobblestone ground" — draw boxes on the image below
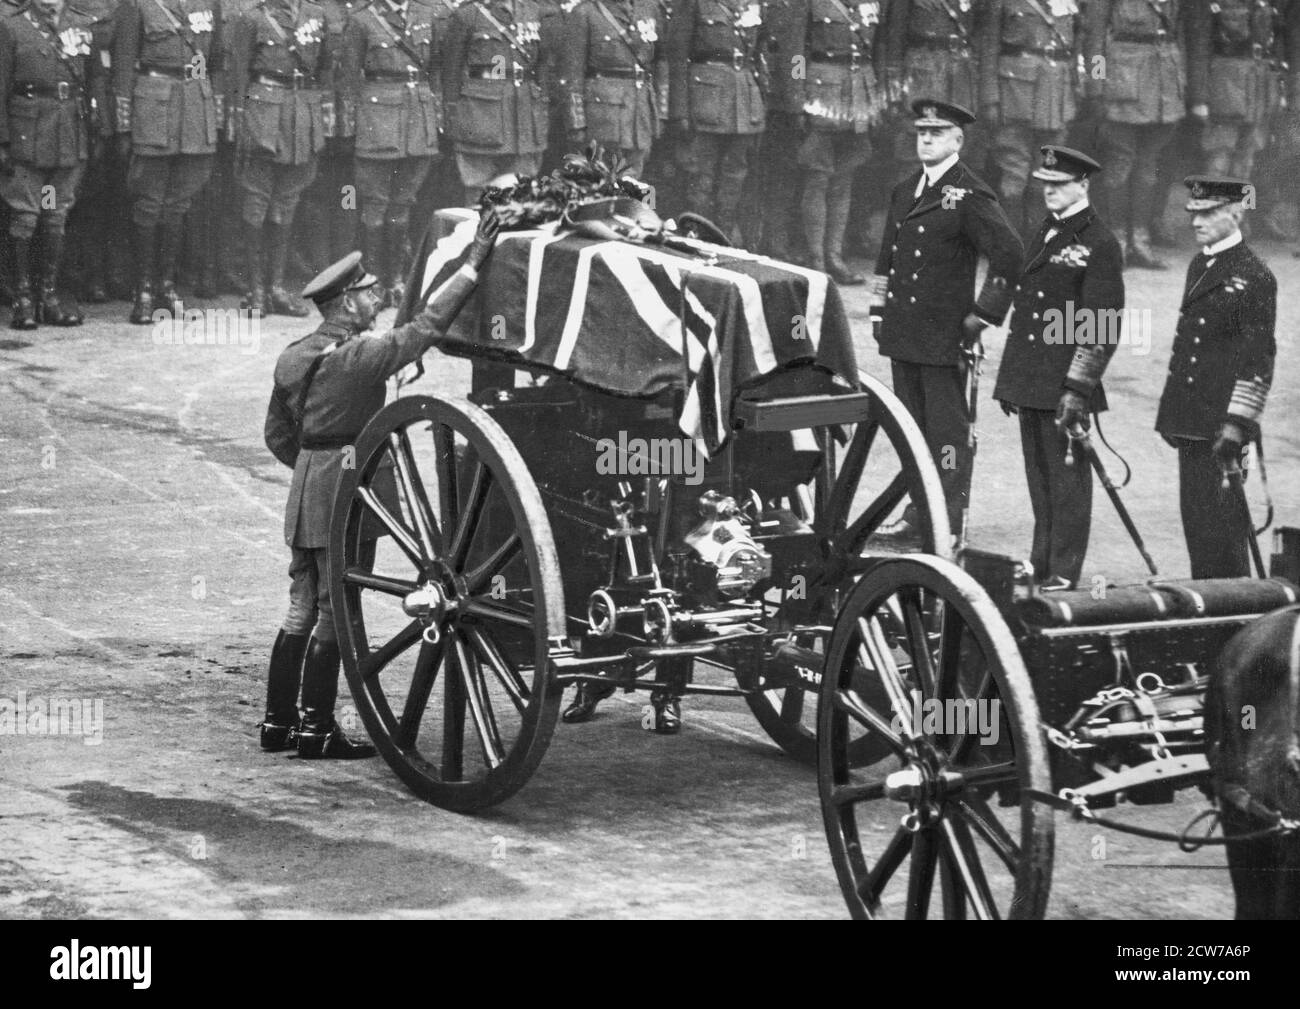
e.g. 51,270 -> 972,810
3,229 -> 1298,919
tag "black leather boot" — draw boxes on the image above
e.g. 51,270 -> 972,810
360,224 -> 387,307
561,679 -> 617,724
240,220 -> 268,315
129,224 -> 157,325
260,629 -> 309,751
155,216 -> 185,317
297,637 -> 376,759
36,232 -> 83,326
9,236 -> 37,330
265,221 -> 309,316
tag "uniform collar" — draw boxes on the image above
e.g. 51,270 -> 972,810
921,152 -> 959,188
1053,197 -> 1089,222
1202,230 -> 1242,258
317,319 -> 358,340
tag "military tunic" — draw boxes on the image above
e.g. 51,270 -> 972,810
442,0 -> 550,187
0,4 -> 98,233
1155,238 -> 1275,578
886,0 -> 977,108
560,0 -> 664,173
994,202 -> 1124,584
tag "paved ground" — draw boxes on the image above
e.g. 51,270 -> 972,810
3,227 -> 1298,920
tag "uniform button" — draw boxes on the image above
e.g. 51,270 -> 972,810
1198,317 -> 1205,324
911,272 -> 917,280
1193,337 -> 1200,344
1032,312 -> 1039,319
823,16 -> 831,21
914,249 -> 920,257
891,244 -> 897,251
1028,334 -> 1035,341
887,291 -> 894,299
604,34 -> 610,39
917,225 -> 924,233
909,296 -> 916,303
1037,291 -> 1043,298
1187,377 -> 1194,384
1190,356 -> 1196,363
889,268 -> 895,275
370,95 -> 378,102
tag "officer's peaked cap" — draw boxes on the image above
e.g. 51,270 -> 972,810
1032,145 -> 1100,182
911,99 -> 976,129
301,251 -> 378,304
1183,175 -> 1252,212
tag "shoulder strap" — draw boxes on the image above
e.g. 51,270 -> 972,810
1020,0 -> 1073,50
471,1 -> 533,61
592,0 -> 653,74
818,0 -> 876,50
151,0 -> 204,58
369,2 -> 430,67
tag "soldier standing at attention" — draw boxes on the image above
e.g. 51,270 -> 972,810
341,0 -> 441,307
870,99 -> 1022,544
1155,176 -> 1276,579
778,0 -> 882,285
977,0 -> 1081,242
442,0 -> 550,202
665,0 -> 767,241
0,0 -> 100,329
560,0 -> 664,178
226,0 -> 333,316
260,207 -> 500,759
1081,0 -> 1207,270
994,146 -> 1124,588
113,0 -> 225,323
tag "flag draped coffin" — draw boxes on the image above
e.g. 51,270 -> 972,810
397,209 -> 859,453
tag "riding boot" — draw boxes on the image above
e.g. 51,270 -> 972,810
296,637 -> 376,759
260,629 -> 310,751
9,235 -> 37,330
265,221 -> 309,317
36,231 -> 83,326
129,223 -> 157,325
824,174 -> 865,285
801,173 -> 829,272
360,223 -> 388,307
155,216 -> 185,316
240,220 -> 268,315
561,678 -> 617,724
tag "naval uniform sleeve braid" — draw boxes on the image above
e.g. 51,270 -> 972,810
967,188 -> 1024,324
665,0 -> 693,122
1224,265 -> 1277,438
112,0 -> 140,132
559,2 -> 588,131
1063,228 -> 1125,396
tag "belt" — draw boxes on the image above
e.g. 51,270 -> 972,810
809,50 -> 867,67
139,62 -> 203,81
466,62 -> 537,84
907,33 -> 971,54
691,49 -> 751,70
365,67 -> 429,84
12,81 -> 80,100
1112,32 -> 1171,44
1001,43 -> 1069,59
254,71 -> 319,89
1212,40 -> 1270,59
586,66 -> 650,81
300,434 -> 355,450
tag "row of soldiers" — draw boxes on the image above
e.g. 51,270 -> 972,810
2,0 -> 1300,329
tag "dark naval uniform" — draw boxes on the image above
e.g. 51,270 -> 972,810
113,0 -> 225,320
872,103 -> 1022,534
779,0 -> 882,283
441,0 -> 549,188
560,0 -> 664,177
1083,0 -> 1207,264
666,0 -> 768,238
341,0 -> 442,302
0,2 -> 100,327
977,0 -> 1080,238
994,147 -> 1124,586
1155,180 -> 1276,579
227,0 -> 333,315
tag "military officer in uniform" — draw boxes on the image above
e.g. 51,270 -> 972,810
560,0 -> 664,178
226,0 -> 333,316
0,0 -> 100,328
1155,175 -> 1276,579
1082,0 -> 1207,270
977,0 -> 1081,242
113,0 -> 225,322
341,0 -> 441,307
442,0 -> 550,200
665,0 -> 768,240
260,207 -> 500,758
779,0 -> 882,284
870,99 -> 1022,543
994,146 -> 1124,588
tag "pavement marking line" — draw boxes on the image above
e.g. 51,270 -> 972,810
0,586 -> 132,663
0,781 -> 245,920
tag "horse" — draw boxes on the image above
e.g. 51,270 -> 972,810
1206,605 -> 1300,919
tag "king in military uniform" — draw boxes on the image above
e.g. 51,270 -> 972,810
994,145 -> 1125,588
260,207 -> 500,758
1155,175 -> 1276,579
0,0 -> 102,328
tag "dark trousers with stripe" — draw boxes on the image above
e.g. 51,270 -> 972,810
890,360 -> 970,534
1177,438 -> 1251,579
1019,408 -> 1092,586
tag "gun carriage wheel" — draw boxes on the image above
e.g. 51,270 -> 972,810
742,370 -> 952,764
329,395 -> 566,812
817,555 -> 1053,919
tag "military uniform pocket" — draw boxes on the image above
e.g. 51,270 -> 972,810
416,87 -> 440,148
243,89 -> 284,156
586,78 -> 627,144
998,59 -> 1039,122
455,80 -> 506,148
1208,62 -> 1252,119
1105,54 -> 1141,103
132,75 -> 176,149
688,62 -> 733,132
7,101 -> 41,164
357,89 -> 406,155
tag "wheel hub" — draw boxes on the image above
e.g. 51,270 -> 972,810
403,581 -> 451,629
884,757 -> 966,831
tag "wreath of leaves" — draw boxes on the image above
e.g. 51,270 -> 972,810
474,142 -> 652,229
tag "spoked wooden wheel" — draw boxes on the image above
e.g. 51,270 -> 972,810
329,395 -> 566,812
744,370 -> 951,764
817,555 -> 1053,919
